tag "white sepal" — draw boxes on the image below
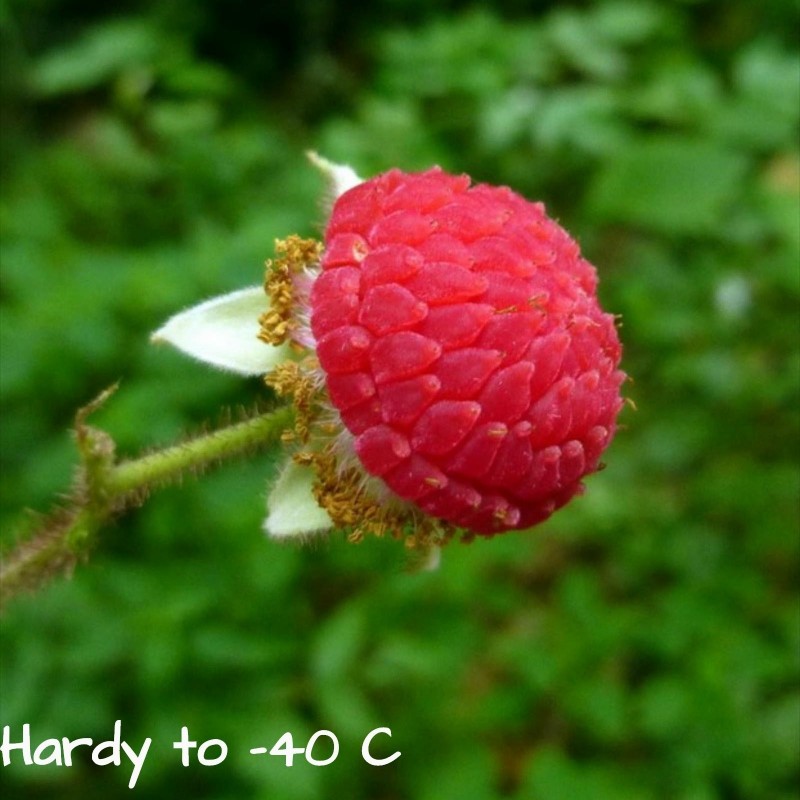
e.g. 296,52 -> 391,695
151,286 -> 288,375
306,151 -> 363,203
417,545 -> 442,572
264,457 -> 333,540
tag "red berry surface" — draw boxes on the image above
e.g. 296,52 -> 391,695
310,168 -> 625,535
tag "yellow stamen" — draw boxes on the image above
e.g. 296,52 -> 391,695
265,360 -> 319,443
258,235 -> 322,346
305,446 -> 457,549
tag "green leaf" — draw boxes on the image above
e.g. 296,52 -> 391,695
31,19 -> 160,95
587,136 -> 748,234
546,8 -> 626,81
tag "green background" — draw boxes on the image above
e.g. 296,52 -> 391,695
1,0 -> 798,797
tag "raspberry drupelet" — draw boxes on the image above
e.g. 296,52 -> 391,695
309,167 -> 625,536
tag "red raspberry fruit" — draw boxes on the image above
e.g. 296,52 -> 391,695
310,168 -> 625,535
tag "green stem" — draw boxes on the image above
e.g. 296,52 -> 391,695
108,405 -> 294,496
0,405 -> 294,610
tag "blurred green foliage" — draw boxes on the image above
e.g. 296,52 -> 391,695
1,0 -> 798,798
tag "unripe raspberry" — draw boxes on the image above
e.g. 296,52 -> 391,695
310,167 -> 625,536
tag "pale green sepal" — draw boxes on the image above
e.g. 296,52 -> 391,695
151,286 -> 288,375
406,544 -> 441,573
306,151 -> 363,203
418,545 -> 442,572
264,458 -> 334,540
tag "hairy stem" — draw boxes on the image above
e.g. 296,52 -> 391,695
108,405 -> 294,496
0,404 -> 294,610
